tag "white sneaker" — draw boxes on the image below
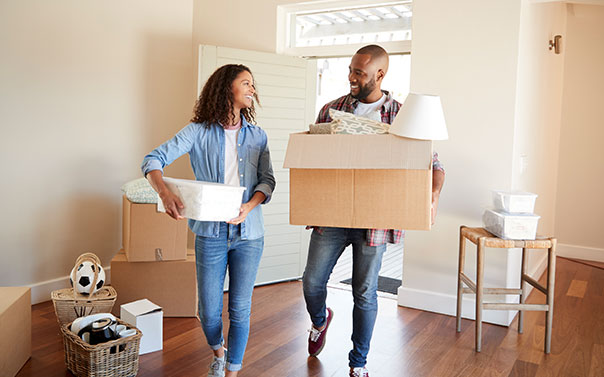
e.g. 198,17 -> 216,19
207,354 -> 226,377
350,366 -> 369,377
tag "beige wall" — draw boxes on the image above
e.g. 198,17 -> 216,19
555,4 -> 604,251
402,0 -> 522,303
513,1 -> 566,269
399,0 -> 573,324
192,0 -> 302,54
0,0 -> 195,290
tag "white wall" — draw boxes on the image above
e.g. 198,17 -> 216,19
555,3 -> 604,261
511,0 -> 567,283
0,0 -> 195,301
398,0 -> 521,324
398,0 -> 569,325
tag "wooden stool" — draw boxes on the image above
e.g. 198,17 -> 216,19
455,226 -> 557,353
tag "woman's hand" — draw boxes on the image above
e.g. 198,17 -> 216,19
159,189 -> 185,220
147,170 -> 184,220
227,201 -> 254,225
227,191 -> 266,225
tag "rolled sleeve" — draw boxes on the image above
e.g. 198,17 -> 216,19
254,138 -> 275,204
140,123 -> 197,177
432,151 -> 445,172
141,158 -> 164,177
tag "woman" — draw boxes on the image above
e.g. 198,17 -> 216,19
142,64 -> 275,377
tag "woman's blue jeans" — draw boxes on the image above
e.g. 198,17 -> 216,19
302,227 -> 386,368
195,222 -> 263,372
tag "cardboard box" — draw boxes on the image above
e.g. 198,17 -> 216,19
284,133 -> 433,230
123,195 -> 188,262
0,287 -> 31,377
121,299 -> 163,355
158,177 -> 246,222
110,249 -> 197,317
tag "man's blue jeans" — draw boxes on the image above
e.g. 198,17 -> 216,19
195,223 -> 263,372
302,227 -> 386,368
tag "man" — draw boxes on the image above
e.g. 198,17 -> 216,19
302,45 -> 445,377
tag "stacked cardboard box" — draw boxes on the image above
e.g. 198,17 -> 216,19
122,195 -> 188,261
111,196 -> 197,317
0,287 -> 31,377
111,250 -> 197,317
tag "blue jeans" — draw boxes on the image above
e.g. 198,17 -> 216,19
302,227 -> 386,368
195,223 -> 263,372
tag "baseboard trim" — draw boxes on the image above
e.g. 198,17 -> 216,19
27,266 -> 112,305
557,243 -> 604,263
397,254 -> 548,327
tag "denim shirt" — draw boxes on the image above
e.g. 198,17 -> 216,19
141,117 -> 275,240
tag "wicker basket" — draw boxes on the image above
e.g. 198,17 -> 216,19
52,253 -> 117,326
61,318 -> 142,377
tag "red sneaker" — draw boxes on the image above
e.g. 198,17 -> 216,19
350,367 -> 369,377
307,307 -> 334,356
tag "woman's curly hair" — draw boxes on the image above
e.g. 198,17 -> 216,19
191,64 -> 259,127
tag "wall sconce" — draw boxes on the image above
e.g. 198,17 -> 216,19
549,35 -> 562,54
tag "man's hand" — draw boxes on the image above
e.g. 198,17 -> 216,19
227,201 -> 254,225
431,192 -> 440,225
159,190 -> 184,220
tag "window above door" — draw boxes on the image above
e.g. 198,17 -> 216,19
277,0 -> 412,57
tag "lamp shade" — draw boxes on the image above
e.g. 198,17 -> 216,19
389,93 -> 449,140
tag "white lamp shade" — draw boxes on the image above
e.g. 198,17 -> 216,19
389,93 -> 449,140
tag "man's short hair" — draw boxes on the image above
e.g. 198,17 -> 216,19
355,44 -> 388,60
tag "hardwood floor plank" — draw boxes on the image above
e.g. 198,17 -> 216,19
508,360 -> 539,377
566,280 -> 588,298
15,257 -> 604,377
588,343 -> 604,377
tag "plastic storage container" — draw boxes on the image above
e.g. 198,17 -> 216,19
157,177 -> 246,222
483,209 -> 540,240
492,191 -> 538,213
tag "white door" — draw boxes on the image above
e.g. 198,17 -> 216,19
198,45 -> 316,285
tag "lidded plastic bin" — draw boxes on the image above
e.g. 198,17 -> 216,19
492,191 -> 537,213
483,209 -> 540,240
157,177 -> 246,222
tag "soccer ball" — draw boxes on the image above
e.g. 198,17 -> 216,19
70,261 -> 105,295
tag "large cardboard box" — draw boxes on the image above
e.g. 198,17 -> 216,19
123,195 -> 188,262
0,287 -> 31,377
111,249 -> 197,317
121,299 -> 163,355
284,133 -> 433,230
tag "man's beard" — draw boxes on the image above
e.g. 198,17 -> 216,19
351,77 -> 377,101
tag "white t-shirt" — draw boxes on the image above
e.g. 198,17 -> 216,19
224,128 -> 240,186
354,94 -> 387,122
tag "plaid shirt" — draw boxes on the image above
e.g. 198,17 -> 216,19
315,91 -> 445,246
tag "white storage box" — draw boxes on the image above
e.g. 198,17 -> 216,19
121,299 -> 163,355
483,209 -> 540,240
492,190 -> 538,213
158,177 -> 246,222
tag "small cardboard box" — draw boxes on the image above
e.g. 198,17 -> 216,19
158,177 -> 246,222
284,132 -> 433,230
0,287 -> 31,377
120,299 -> 163,355
110,249 -> 197,317
123,195 -> 188,262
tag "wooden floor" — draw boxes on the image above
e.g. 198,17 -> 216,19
17,257 -> 604,377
